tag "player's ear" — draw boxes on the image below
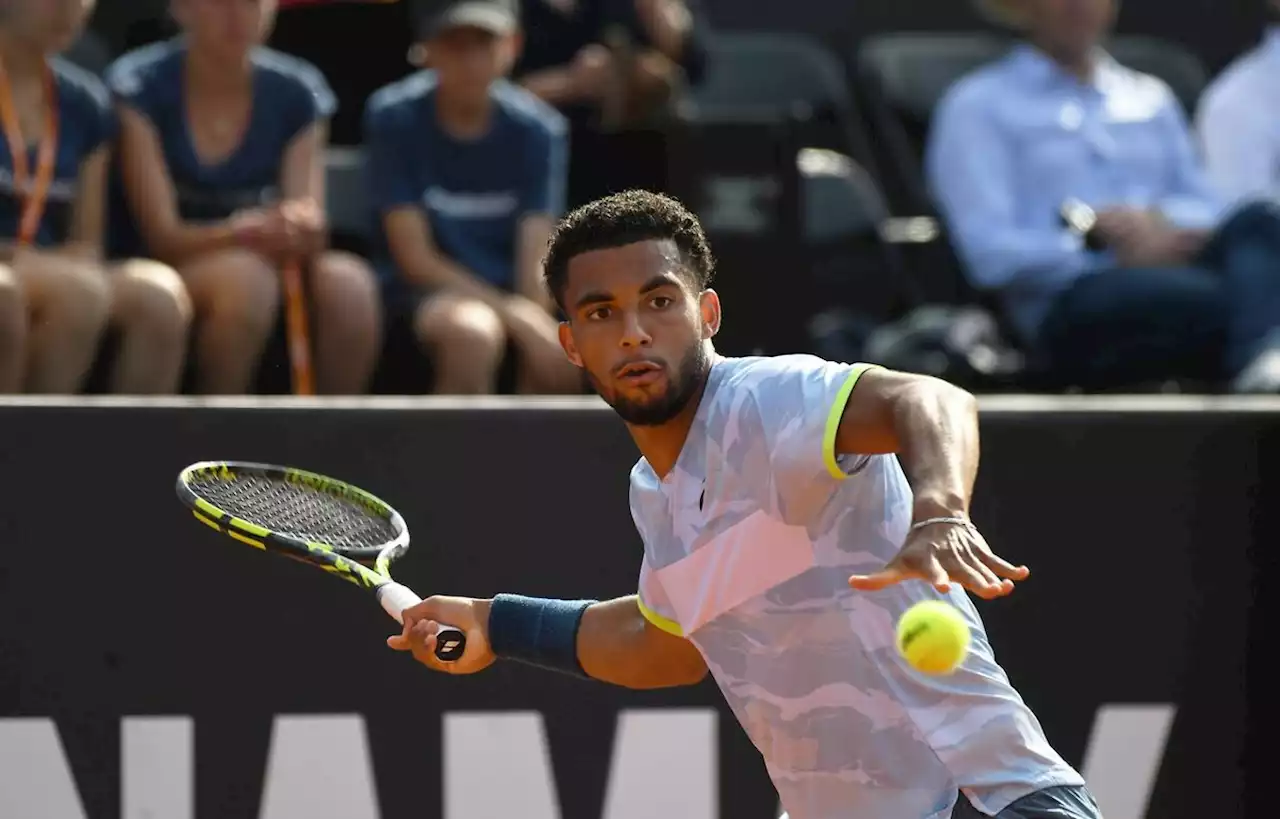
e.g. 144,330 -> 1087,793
698,289 -> 721,339
558,322 -> 584,368
499,30 -> 524,73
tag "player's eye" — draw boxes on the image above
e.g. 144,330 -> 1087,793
650,295 -> 673,310
586,306 -> 611,320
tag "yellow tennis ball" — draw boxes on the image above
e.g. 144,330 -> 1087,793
896,600 -> 971,675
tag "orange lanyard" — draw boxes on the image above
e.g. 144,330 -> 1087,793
0,53 -> 57,248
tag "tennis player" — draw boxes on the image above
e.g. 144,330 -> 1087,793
389,190 -> 1102,819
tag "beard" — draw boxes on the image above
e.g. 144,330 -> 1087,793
593,342 -> 710,427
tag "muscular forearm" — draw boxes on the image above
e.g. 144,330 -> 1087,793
890,379 -> 980,519
577,597 -> 707,689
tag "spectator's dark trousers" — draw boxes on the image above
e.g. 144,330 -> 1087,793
1037,201 -> 1280,388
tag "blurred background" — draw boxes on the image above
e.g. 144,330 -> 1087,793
18,0 -> 1280,398
2,5 -> 1278,819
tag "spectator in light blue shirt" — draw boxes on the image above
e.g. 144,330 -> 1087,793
1196,4 -> 1280,208
928,0 -> 1280,392
365,0 -> 578,395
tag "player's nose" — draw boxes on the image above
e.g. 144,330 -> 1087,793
618,310 -> 653,348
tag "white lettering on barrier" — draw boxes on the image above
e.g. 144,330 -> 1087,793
258,715 -> 381,819
123,716 -> 194,819
600,710 -> 717,819
0,717 -> 90,819
1081,703 -> 1176,819
444,709 -> 718,819
0,704 -> 1171,819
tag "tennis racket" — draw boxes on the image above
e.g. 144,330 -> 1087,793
175,460 -> 466,662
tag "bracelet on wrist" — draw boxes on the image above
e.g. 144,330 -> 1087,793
910,516 -> 972,532
487,594 -> 596,679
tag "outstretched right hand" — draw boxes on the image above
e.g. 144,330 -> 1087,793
387,596 -> 496,675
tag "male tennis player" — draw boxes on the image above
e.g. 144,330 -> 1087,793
389,190 -> 1102,819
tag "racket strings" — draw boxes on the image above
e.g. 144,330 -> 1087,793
190,474 -> 397,550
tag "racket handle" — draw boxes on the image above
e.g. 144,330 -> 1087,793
378,582 -> 468,662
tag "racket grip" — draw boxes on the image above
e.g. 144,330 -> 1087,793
378,582 -> 468,663
378,581 -> 422,622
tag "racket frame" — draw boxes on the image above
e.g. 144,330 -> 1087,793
174,461 -> 466,660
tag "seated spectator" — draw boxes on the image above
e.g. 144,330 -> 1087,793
1196,2 -> 1280,208
513,0 -> 708,207
365,0 -> 577,395
0,0 -> 191,394
926,0 -> 1280,392
107,0 -> 381,395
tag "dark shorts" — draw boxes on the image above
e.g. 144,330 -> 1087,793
952,785 -> 1102,818
376,262 -> 438,323
775,785 -> 1102,819
371,262 -> 524,394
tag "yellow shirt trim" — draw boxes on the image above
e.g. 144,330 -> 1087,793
821,363 -> 878,480
637,596 -> 684,637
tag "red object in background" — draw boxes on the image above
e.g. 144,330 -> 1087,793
278,0 -> 397,7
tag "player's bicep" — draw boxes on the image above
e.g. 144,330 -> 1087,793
577,595 -> 706,688
834,367 -> 971,457
636,607 -> 706,682
631,559 -> 704,681
832,366 -> 913,456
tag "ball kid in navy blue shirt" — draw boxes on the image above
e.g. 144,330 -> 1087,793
108,0 -> 381,395
0,0 -> 191,395
365,0 -> 576,395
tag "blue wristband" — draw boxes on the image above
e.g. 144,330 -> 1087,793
487,594 -> 595,678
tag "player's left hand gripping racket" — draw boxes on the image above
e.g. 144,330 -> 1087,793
175,461 -> 466,662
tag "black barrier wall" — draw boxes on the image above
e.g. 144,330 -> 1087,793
0,398 -> 1273,819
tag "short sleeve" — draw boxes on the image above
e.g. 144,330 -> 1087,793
363,97 -> 422,212
67,70 -> 117,153
105,50 -> 163,122
276,58 -> 337,144
741,356 -> 879,520
636,557 -> 683,637
519,117 -> 567,217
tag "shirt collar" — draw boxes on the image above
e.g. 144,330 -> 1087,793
1009,42 -> 1122,92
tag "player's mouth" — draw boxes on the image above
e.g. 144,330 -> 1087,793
615,360 -> 665,386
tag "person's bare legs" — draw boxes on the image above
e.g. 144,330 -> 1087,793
413,293 -> 505,394
108,259 -> 193,394
180,249 -> 279,394
0,263 -> 27,392
504,301 -> 581,395
14,249 -> 111,393
516,345 -> 582,394
309,251 -> 382,395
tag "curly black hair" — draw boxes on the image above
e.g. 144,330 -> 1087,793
542,190 -> 716,312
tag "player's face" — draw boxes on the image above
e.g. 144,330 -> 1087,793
558,239 -> 720,426
1,0 -> 94,52
427,27 -> 514,101
177,0 -> 277,59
